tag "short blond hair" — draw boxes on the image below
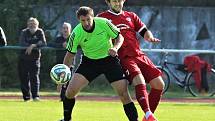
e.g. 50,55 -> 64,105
63,22 -> 72,31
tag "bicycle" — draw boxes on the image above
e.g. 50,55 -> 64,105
156,52 -> 215,97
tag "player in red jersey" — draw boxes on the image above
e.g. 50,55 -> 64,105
98,0 -> 165,121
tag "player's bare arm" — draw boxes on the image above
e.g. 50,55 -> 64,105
144,30 -> 161,43
109,34 -> 124,57
56,52 -> 75,91
63,51 -> 75,68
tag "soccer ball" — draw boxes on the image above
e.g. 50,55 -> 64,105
50,64 -> 72,84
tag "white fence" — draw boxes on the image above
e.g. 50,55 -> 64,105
141,49 -> 215,54
1,46 -> 215,54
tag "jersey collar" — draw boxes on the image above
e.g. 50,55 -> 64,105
108,10 -> 123,16
82,20 -> 95,33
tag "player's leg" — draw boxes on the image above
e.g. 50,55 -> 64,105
132,74 -> 150,112
111,79 -> 132,104
148,76 -> 164,113
122,57 -> 151,113
60,82 -> 68,101
105,56 -> 138,121
62,57 -> 100,121
62,73 -> 89,121
132,74 -> 158,121
111,79 -> 138,121
60,67 -> 72,101
18,59 -> 30,101
121,57 -> 157,121
61,52 -> 82,101
60,66 -> 75,101
139,55 -> 164,113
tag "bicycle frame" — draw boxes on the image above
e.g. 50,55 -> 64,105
161,61 -> 190,88
157,52 -> 194,93
158,52 -> 215,97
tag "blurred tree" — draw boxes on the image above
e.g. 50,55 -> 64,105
0,0 -> 71,44
0,0 -> 71,89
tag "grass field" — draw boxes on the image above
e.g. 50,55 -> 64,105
0,99 -> 215,121
0,87 -> 215,121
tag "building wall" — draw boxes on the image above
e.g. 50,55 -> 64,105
137,6 -> 215,63
64,0 -> 215,7
40,6 -> 215,63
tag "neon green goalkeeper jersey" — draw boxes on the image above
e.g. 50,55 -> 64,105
66,17 -> 119,59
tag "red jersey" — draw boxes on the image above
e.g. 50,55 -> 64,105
97,10 -> 146,58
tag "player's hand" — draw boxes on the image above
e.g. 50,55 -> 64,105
147,37 -> 161,43
109,47 -> 118,57
25,44 -> 36,55
57,84 -> 63,92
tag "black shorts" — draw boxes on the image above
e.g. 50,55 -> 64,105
75,56 -> 125,83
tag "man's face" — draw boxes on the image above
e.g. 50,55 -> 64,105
27,21 -> 38,33
79,14 -> 94,31
108,0 -> 125,13
62,24 -> 70,37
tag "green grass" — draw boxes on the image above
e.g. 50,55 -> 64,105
1,87 -> 215,99
0,85 -> 118,97
0,99 -> 215,121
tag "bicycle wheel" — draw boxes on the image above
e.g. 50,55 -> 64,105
156,66 -> 170,94
187,69 -> 215,97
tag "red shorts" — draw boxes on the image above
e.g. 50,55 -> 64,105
120,54 -> 161,83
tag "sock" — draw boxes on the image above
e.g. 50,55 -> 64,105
148,88 -> 162,113
123,102 -> 138,121
135,84 -> 150,113
63,97 -> 75,121
145,111 -> 153,119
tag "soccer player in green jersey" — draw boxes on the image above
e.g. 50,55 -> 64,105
59,6 -> 138,121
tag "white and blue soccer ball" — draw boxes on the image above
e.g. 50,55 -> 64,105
50,64 -> 72,84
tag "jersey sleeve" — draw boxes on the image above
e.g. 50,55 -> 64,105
104,19 -> 120,39
66,31 -> 78,53
132,12 -> 146,33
